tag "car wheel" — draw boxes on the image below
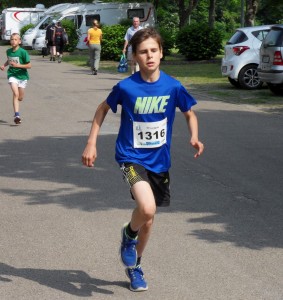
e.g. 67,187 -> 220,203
228,77 -> 241,88
238,64 -> 263,90
267,83 -> 283,96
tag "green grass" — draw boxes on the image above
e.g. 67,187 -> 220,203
62,51 -> 283,107
1,41 -> 282,108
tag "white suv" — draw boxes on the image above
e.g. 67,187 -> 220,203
221,25 -> 271,89
258,24 -> 283,96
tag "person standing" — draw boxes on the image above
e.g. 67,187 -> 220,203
0,33 -> 31,124
45,20 -> 57,61
54,21 -> 67,63
122,17 -> 143,74
82,28 -> 204,292
87,19 -> 102,75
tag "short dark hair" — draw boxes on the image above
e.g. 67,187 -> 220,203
130,27 -> 163,54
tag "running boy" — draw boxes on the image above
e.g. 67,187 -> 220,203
0,33 -> 31,124
82,28 -> 204,292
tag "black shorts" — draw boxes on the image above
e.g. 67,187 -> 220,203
120,163 -> 170,207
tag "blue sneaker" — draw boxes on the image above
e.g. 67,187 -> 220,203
120,223 -> 137,267
126,265 -> 148,292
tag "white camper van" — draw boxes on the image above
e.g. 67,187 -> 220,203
22,3 -> 72,48
24,2 -> 156,51
1,4 -> 46,41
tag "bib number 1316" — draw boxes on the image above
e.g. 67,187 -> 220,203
133,118 -> 167,148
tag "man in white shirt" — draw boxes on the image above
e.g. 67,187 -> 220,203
122,17 -> 143,74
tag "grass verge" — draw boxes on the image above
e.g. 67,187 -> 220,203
63,51 -> 283,107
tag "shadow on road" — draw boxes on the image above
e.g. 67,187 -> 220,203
0,110 -> 283,252
0,263 -> 127,296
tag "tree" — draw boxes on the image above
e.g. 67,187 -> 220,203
208,0 -> 216,28
178,0 -> 200,28
257,0 -> 283,24
245,0 -> 258,26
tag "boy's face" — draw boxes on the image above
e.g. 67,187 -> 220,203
133,38 -> 163,73
10,35 -> 21,48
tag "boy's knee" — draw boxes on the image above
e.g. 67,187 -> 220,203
139,205 -> 156,221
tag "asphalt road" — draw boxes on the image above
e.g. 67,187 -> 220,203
0,45 -> 283,300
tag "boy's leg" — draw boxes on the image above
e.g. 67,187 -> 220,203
121,180 -> 156,267
130,181 -> 156,256
123,182 -> 154,292
18,87 -> 25,102
136,217 -> 154,258
10,82 -> 20,114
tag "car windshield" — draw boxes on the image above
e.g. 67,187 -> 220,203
227,30 -> 248,44
263,28 -> 283,47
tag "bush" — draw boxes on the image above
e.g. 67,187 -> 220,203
101,24 -> 128,60
176,23 -> 223,60
61,19 -> 78,52
20,24 -> 34,37
119,18 -> 132,27
157,26 -> 175,59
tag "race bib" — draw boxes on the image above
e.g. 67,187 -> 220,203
8,56 -> 20,65
133,118 -> 167,148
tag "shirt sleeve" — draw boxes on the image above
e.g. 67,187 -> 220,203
106,83 -> 121,113
176,84 -> 197,112
23,50 -> 30,64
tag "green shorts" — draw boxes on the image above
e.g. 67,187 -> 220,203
120,163 -> 170,207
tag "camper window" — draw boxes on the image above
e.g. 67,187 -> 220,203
86,15 -> 100,27
40,17 -> 52,29
127,9 -> 145,20
61,15 -> 83,30
77,15 -> 83,29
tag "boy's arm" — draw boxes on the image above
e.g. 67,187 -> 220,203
82,100 -> 111,167
9,60 -> 31,69
0,60 -> 9,70
183,109 -> 204,158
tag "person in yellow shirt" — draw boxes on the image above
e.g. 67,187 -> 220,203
87,19 -> 102,75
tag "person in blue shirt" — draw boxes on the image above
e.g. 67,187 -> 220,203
82,27 -> 204,292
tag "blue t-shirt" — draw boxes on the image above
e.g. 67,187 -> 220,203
106,71 -> 197,173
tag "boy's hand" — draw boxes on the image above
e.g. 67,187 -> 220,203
9,61 -> 18,67
190,139 -> 204,158
82,143 -> 97,167
0,65 -> 5,71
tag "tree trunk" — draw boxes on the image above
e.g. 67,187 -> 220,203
245,0 -> 258,26
208,0 -> 216,29
153,0 -> 159,9
178,0 -> 199,28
